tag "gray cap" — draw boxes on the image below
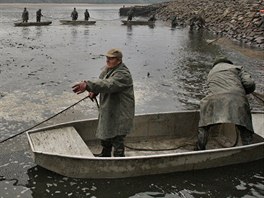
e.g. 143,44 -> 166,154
105,48 -> 123,59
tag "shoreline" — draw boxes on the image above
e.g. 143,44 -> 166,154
121,0 -> 264,50
215,37 -> 264,61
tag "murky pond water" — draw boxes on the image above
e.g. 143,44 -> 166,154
0,4 -> 263,198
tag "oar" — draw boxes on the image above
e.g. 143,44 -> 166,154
206,37 -> 222,45
252,92 -> 264,105
13,19 -> 22,23
43,15 -> 53,19
0,95 -> 89,144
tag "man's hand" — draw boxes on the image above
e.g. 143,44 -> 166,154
72,81 -> 87,94
88,92 -> 98,101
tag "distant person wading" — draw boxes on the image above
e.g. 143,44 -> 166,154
22,7 -> 29,22
71,8 -> 78,21
127,8 -> 134,21
36,9 -> 43,22
84,9 -> 90,21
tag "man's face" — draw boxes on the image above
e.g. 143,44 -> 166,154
106,57 -> 121,68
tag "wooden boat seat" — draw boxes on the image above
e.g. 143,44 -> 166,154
29,126 -> 94,157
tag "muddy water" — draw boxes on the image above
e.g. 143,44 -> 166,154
0,4 -> 264,198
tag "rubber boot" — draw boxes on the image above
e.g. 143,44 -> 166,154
112,135 -> 126,157
113,147 -> 125,157
195,127 -> 209,150
236,125 -> 253,145
94,147 -> 112,157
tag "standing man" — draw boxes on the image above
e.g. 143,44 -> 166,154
171,15 -> 178,27
196,57 -> 256,150
72,49 -> 135,157
259,9 -> 264,30
84,9 -> 90,21
71,8 -> 78,21
36,9 -> 43,22
22,7 -> 29,23
127,8 -> 134,21
148,14 -> 156,22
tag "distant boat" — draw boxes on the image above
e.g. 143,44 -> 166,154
26,111 -> 264,179
59,20 -> 96,25
121,20 -> 155,26
14,21 -> 52,27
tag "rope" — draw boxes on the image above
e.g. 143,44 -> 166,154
252,92 -> 264,105
125,143 -> 195,151
125,134 -> 197,152
0,95 -> 90,144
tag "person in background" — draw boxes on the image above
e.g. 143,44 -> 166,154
84,9 -> 90,21
72,49 -> 135,157
22,7 -> 29,23
259,9 -> 264,30
127,8 -> 134,21
196,57 -> 256,150
71,8 -> 78,21
36,9 -> 43,22
171,15 -> 178,27
189,14 -> 205,30
148,14 -> 156,22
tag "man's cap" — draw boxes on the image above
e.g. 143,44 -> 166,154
105,49 -> 123,59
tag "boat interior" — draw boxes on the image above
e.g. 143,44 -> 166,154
28,111 -> 264,158
86,126 -> 264,157
83,112 -> 264,157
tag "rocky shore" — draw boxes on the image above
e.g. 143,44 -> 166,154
120,0 -> 264,49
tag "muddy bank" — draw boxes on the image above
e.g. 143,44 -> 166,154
121,0 -> 264,49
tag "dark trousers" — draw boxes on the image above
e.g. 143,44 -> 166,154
197,124 -> 253,150
101,135 -> 126,157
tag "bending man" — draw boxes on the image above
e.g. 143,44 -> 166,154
196,57 -> 256,150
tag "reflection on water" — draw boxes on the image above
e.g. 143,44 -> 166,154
83,27 -> 90,36
21,27 -> 30,37
0,3 -> 263,198
22,159 -> 264,198
35,26 -> 42,37
126,25 -> 133,36
71,27 -> 78,39
188,28 -> 219,55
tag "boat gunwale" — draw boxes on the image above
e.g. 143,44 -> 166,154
121,20 -> 155,25
14,21 -> 52,26
26,110 -> 263,134
27,110 -> 199,134
59,20 -> 96,24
